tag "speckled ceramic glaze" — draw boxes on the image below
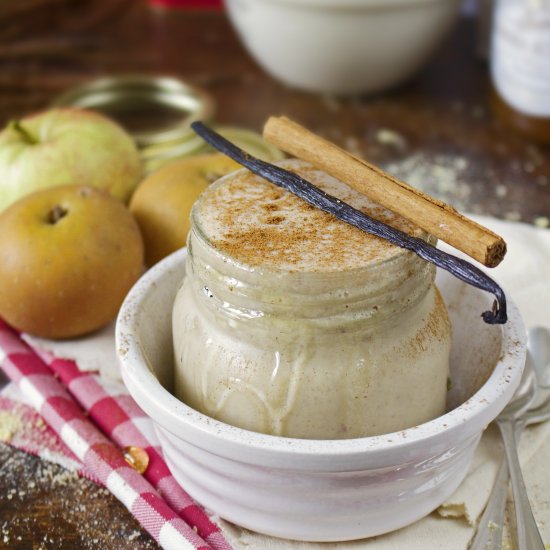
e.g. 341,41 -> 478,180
116,248 -> 526,542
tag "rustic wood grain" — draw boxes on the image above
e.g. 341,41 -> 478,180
0,1 -> 548,547
0,443 -> 159,549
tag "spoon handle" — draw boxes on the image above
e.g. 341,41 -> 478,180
468,457 -> 508,550
497,417 -> 545,550
469,421 -> 528,550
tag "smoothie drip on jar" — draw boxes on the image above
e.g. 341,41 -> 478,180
173,160 -> 451,439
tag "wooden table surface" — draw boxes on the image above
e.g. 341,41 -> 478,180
0,1 -> 548,548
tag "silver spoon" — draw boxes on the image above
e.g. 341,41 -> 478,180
469,326 -> 550,550
529,326 -> 550,389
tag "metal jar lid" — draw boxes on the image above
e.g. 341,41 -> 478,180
51,75 -> 284,174
51,75 -> 215,148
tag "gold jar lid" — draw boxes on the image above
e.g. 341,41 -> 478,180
51,75 -> 215,148
52,75 -> 284,174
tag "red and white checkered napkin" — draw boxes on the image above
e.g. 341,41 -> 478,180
149,0 -> 223,10
0,319 -> 232,550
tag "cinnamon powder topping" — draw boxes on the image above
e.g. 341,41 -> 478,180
196,160 -> 426,272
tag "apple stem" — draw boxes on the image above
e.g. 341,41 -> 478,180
48,205 -> 68,224
10,120 -> 39,145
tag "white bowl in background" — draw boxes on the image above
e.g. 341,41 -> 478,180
116,247 -> 526,542
224,0 -> 463,95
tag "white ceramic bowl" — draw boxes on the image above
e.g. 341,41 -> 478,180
116,248 -> 526,542
224,0 -> 462,95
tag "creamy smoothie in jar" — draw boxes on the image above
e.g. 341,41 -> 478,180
172,159 -> 451,439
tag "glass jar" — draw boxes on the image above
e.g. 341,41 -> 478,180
172,160 -> 451,439
490,0 -> 550,144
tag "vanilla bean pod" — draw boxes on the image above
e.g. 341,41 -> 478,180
191,121 -> 507,324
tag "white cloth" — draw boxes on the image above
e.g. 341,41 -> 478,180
28,216 -> 550,549
215,217 -> 550,549
24,321 -> 120,381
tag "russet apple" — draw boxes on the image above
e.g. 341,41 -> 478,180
0,108 -> 143,213
130,153 -> 241,266
0,185 -> 144,339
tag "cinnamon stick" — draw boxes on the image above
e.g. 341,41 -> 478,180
263,116 -> 506,268
191,121 -> 507,324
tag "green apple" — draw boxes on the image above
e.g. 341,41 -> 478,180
0,108 -> 143,213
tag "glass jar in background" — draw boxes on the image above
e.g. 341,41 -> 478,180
172,160 -> 452,440
490,0 -> 550,145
